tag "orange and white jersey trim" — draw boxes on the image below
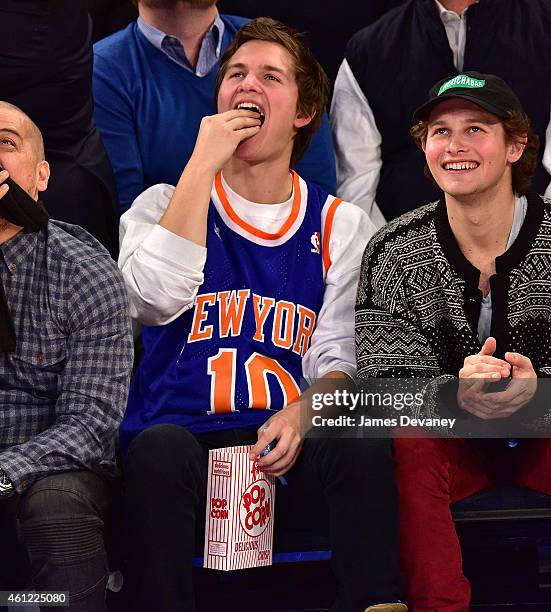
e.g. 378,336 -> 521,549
211,171 -> 309,247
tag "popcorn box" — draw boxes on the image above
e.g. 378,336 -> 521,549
203,445 -> 275,570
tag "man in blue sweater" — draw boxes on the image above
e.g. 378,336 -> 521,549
92,0 -> 337,213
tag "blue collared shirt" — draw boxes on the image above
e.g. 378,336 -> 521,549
137,15 -> 225,77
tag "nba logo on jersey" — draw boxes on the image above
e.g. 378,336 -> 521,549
310,231 -> 321,254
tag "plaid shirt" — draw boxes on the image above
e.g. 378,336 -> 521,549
0,221 -> 133,493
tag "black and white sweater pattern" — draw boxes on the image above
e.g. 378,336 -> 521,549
356,192 -> 551,383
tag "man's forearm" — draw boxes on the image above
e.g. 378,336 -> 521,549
159,158 -> 214,246
0,405 -> 122,493
292,370 -> 355,434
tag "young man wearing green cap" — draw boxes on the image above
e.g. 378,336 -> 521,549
356,71 -> 551,610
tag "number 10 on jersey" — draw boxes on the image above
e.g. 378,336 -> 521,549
207,349 -> 301,413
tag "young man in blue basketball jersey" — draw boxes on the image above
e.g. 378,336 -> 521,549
118,18 -> 405,612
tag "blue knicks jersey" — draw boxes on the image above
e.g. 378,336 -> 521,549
121,172 -> 343,448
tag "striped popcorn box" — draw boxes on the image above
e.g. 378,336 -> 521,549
203,445 -> 275,570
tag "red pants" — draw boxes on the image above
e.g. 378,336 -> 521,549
394,437 -> 551,611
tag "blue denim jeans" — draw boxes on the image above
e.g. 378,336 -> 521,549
0,470 -> 110,612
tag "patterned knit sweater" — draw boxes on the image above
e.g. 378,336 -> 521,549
356,191 -> 551,384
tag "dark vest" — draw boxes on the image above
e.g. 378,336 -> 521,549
346,0 -> 551,221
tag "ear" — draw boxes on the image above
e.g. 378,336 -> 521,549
294,107 -> 315,130
36,160 -> 50,193
506,135 -> 527,164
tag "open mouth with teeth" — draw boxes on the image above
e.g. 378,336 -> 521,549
443,161 -> 480,171
236,102 -> 265,126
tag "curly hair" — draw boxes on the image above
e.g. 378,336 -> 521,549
215,17 -> 329,166
410,111 -> 539,195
